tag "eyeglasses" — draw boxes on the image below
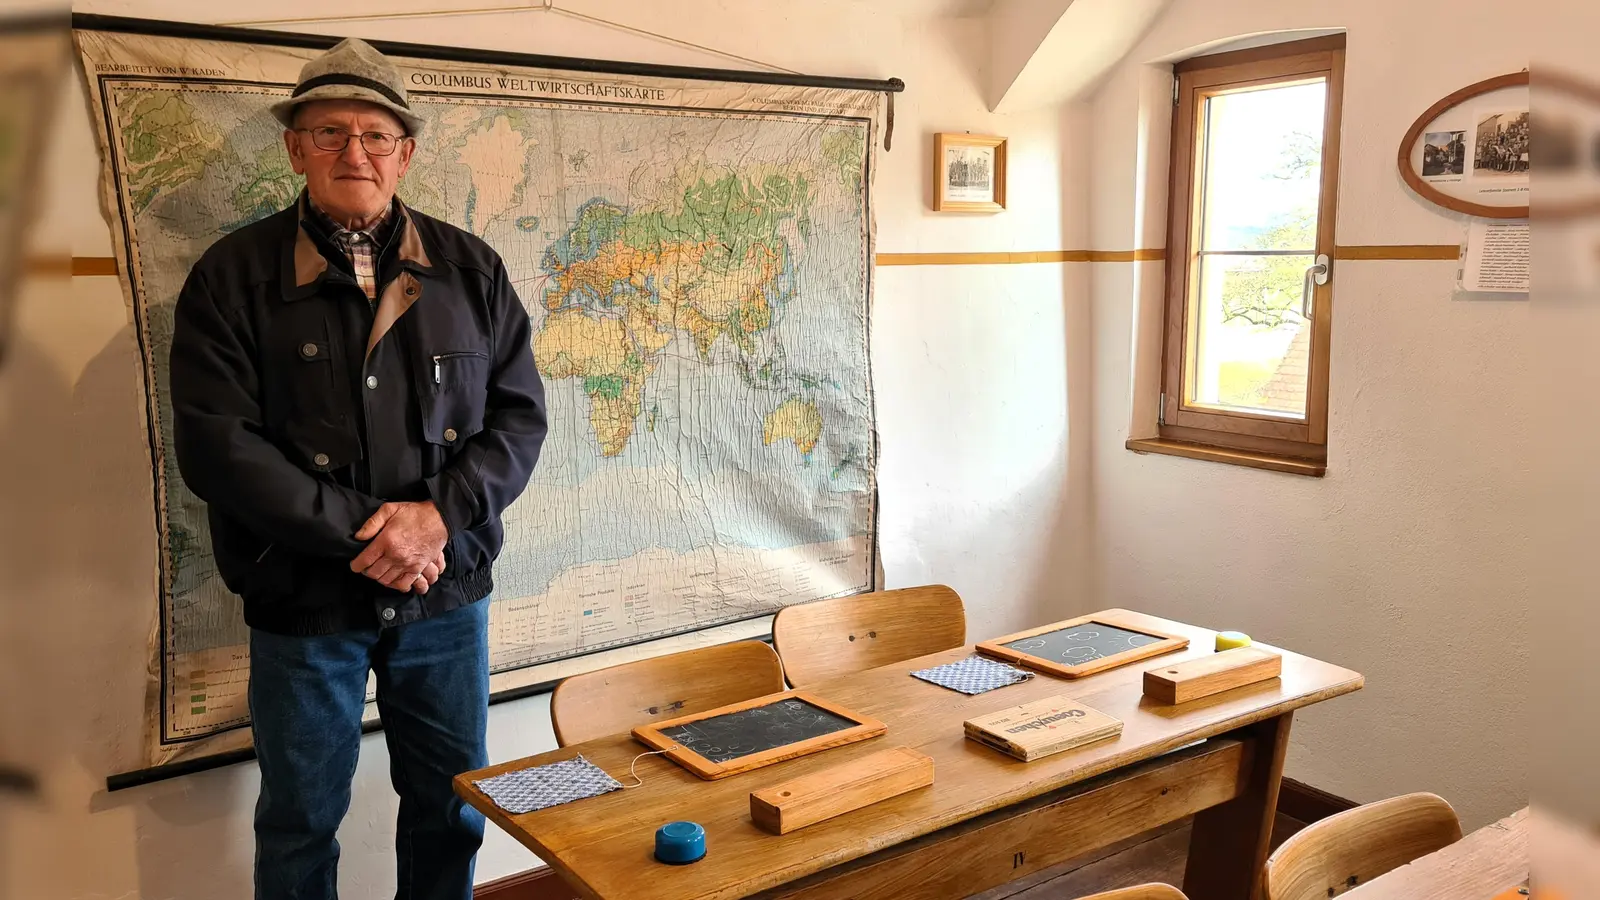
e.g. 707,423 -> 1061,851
296,126 -> 408,157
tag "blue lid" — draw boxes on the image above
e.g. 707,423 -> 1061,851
654,821 -> 706,865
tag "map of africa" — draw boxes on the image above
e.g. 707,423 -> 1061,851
85,49 -> 878,758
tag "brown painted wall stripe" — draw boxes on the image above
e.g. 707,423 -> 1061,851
45,245 -> 1459,277
73,257 -> 122,276
1332,244 -> 1459,260
875,246 -> 1456,265
26,257 -> 120,276
23,256 -> 74,276
875,249 -> 1164,266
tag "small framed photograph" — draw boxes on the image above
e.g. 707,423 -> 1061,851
1422,130 -> 1466,181
933,133 -> 1007,212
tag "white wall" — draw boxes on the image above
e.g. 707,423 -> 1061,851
2,1 -> 1093,897
4,1 -> 1557,895
1083,0 -> 1546,830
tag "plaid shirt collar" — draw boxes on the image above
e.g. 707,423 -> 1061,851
302,193 -> 399,302
307,196 -> 395,243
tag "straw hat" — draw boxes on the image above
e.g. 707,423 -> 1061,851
270,38 -> 425,138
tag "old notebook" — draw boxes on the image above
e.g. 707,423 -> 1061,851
963,694 -> 1123,761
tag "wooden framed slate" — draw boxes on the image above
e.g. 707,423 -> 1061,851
976,610 -> 1189,679
632,690 -> 886,780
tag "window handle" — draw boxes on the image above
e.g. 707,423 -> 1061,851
1302,254 -> 1330,318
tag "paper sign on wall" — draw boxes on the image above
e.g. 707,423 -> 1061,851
1462,221 -> 1529,296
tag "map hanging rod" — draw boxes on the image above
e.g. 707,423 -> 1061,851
71,13 -> 905,97
222,1 -> 802,76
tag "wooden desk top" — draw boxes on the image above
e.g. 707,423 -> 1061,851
456,609 -> 1363,900
1343,807 -> 1529,899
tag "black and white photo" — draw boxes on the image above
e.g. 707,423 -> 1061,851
1474,110 -> 1529,177
944,145 -> 994,201
932,133 -> 1007,211
1422,129 -> 1466,178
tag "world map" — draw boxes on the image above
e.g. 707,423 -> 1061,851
95,74 -> 877,752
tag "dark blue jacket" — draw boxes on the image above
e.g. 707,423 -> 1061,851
169,196 -> 547,635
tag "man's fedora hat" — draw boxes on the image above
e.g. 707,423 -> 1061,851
270,38 -> 425,138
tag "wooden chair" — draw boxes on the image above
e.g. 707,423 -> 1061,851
549,640 -> 785,747
771,584 -> 966,688
1264,792 -> 1463,900
1076,885 -> 1188,900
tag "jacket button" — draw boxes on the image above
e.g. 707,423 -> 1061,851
381,607 -> 396,622
313,453 -> 330,467
366,375 -> 379,389
443,427 -> 457,442
300,342 -> 319,359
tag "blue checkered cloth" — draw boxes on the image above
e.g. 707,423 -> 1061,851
912,655 -> 1034,694
473,754 -> 623,814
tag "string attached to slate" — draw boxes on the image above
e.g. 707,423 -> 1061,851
620,744 -> 682,789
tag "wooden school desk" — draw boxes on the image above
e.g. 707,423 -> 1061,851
1342,806 -> 1529,900
455,610 -> 1363,900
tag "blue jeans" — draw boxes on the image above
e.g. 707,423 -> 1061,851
249,601 -> 490,900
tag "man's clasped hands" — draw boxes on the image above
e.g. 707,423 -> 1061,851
350,500 -> 450,594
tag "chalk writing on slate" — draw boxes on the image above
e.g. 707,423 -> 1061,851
658,697 -> 858,764
1003,622 -> 1161,665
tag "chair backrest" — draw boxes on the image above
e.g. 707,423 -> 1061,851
771,584 -> 966,688
1264,792 -> 1463,900
549,640 -> 785,747
1077,885 -> 1188,900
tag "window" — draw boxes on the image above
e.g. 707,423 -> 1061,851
1136,35 -> 1345,476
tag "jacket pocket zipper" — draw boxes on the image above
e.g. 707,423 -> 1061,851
256,543 -> 276,564
432,350 -> 489,384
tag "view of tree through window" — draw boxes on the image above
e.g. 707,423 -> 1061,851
1190,80 -> 1326,417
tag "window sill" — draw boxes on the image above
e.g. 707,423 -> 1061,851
1125,438 -> 1326,478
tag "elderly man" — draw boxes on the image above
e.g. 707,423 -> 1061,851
169,38 -> 546,900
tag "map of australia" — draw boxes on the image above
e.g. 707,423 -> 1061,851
99,81 -> 876,745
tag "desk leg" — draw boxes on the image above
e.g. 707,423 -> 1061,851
1182,711 -> 1292,900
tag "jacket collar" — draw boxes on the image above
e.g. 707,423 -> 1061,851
306,194 -> 395,247
281,193 -> 435,302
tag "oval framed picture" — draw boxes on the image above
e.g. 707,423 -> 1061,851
1396,71 -> 1528,219
1523,68 -> 1600,221
933,133 -> 1007,212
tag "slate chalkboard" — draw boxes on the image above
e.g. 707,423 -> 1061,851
976,611 -> 1190,679
658,697 -> 858,764
634,690 -> 887,779
1002,623 -> 1163,665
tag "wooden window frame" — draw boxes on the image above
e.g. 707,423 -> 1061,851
1136,35 -> 1346,477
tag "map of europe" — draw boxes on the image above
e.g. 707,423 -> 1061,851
96,73 -> 877,751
